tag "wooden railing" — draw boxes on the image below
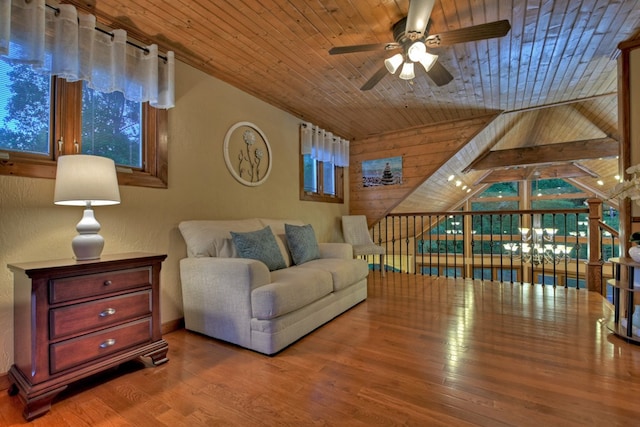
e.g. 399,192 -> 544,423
367,200 -> 618,295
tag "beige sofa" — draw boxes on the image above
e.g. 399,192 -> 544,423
178,218 -> 369,355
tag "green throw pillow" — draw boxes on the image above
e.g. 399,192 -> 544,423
230,226 -> 286,271
285,223 -> 320,265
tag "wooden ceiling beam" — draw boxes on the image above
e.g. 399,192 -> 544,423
475,168 -> 530,184
464,137 -> 618,172
475,163 -> 600,185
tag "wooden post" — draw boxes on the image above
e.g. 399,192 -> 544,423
587,198 -> 604,293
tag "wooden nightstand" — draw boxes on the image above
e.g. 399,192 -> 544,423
6,252 -> 169,421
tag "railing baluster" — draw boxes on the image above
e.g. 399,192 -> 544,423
391,217 -> 396,273
412,215 -> 417,275
480,213 -> 485,280
436,215 -> 441,276
471,215 -> 478,279
563,213 -> 568,288
576,212 -> 582,289
510,213 -> 516,283
429,214 -> 434,276
444,215 -> 449,277
420,215 -> 424,275
404,215 -> 409,274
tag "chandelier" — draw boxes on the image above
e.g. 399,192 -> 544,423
444,220 -> 476,236
503,226 -> 572,265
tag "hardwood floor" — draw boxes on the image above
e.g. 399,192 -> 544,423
2,272 -> 639,426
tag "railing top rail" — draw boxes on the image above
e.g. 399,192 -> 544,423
386,208 -> 590,217
599,221 -> 619,238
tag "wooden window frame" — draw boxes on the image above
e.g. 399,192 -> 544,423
0,78 -> 168,188
299,153 -> 344,203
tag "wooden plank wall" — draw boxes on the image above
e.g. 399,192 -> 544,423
349,114 -> 499,227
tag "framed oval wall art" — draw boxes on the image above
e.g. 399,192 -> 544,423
223,121 -> 272,186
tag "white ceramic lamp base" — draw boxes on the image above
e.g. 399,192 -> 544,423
72,207 -> 105,260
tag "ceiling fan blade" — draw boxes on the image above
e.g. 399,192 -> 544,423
360,65 -> 389,91
405,0 -> 435,37
426,61 -> 454,86
427,20 -> 511,47
329,43 -> 400,55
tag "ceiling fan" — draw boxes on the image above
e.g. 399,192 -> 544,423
329,0 -> 511,90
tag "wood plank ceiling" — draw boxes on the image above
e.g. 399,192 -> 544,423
65,0 -> 640,213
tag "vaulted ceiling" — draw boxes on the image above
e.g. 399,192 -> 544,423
66,0 -> 640,212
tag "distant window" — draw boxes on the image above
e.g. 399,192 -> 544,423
531,178 -> 582,196
471,200 -> 519,211
300,153 -> 344,203
473,268 -> 493,280
497,269 -> 518,282
442,267 -> 462,277
566,277 -> 587,289
421,266 -> 439,276
476,182 -> 519,198
303,154 -> 318,193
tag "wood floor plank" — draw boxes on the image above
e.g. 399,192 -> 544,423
1,272 -> 639,426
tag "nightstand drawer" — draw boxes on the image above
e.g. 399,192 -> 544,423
49,290 -> 152,340
49,318 -> 152,374
49,267 -> 151,304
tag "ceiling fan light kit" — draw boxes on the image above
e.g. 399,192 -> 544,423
385,46 -> 438,79
419,52 -> 438,72
399,62 -> 415,80
407,40 -> 427,62
384,53 -> 404,74
328,0 -> 511,91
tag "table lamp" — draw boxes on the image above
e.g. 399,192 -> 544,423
54,154 -> 121,260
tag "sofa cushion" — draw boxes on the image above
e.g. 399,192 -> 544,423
179,219 -> 263,258
179,219 -> 294,266
258,219 -> 304,266
252,267 -> 333,319
297,258 -> 369,292
231,226 -> 287,271
285,223 -> 320,265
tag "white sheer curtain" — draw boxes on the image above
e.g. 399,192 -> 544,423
300,123 -> 349,167
0,0 -> 175,109
334,138 -> 349,167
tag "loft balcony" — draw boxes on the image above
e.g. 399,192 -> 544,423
363,200 -> 619,301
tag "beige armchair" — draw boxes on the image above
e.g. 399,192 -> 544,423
342,215 -> 386,276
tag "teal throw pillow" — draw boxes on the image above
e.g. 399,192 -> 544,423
285,223 -> 321,265
230,226 -> 286,271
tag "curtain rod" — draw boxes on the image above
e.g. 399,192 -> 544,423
45,3 -> 169,62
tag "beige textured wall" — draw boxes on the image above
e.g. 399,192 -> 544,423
0,61 -> 349,375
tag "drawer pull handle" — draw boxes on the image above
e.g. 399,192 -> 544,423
103,280 -> 113,286
99,308 -> 116,317
99,339 -> 116,349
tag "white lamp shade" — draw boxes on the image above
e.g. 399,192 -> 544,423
419,52 -> 438,72
384,53 -> 404,74
399,62 -> 415,80
407,41 -> 427,62
54,155 -> 121,206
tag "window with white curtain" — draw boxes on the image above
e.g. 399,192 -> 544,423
299,123 -> 348,203
0,0 -> 175,187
